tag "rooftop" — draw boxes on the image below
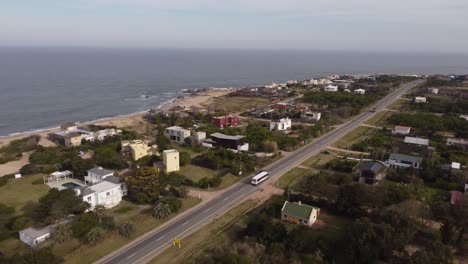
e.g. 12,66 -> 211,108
163,149 -> 179,154
166,126 -> 190,132
20,226 -> 52,239
87,166 -> 114,177
404,136 -> 429,146
103,175 -> 123,184
211,132 -> 245,141
389,153 -> 423,163
394,125 -> 411,131
358,161 -> 384,174
89,181 -> 120,193
281,201 -> 319,220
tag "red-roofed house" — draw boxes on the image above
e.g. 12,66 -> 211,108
392,125 -> 411,136
212,116 -> 240,128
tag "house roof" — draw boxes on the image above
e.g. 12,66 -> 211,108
394,125 -> 411,132
404,136 -> 429,146
211,132 -> 245,141
281,201 -> 318,220
389,153 -> 423,163
20,226 -> 52,239
64,132 -> 82,139
87,166 -> 114,177
89,181 -> 120,193
103,175 -> 123,184
166,126 -> 189,132
358,161 -> 384,173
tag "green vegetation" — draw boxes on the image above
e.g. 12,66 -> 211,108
277,167 -> 309,190
332,126 -> 376,148
364,110 -> 393,126
408,96 -> 468,115
0,135 -> 40,164
208,96 -> 270,113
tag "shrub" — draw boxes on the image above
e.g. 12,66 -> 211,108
8,216 -> 32,231
0,203 -> 15,215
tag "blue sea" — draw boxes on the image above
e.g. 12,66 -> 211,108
1,47 -> 468,136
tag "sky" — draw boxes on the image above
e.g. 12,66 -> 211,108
1,0 -> 468,53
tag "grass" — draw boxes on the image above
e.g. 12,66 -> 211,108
206,96 -> 270,113
365,110 -> 393,126
309,210 -> 352,240
152,200 -> 259,264
61,197 -> 201,264
0,135 -> 39,164
179,164 -> 219,182
301,152 -> 337,169
277,167 -> 309,190
332,126 -> 376,148
387,98 -> 407,110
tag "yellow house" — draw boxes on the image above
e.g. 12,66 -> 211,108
64,132 -> 83,147
121,140 -> 155,161
163,149 -> 180,173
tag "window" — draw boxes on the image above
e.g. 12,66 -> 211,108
283,214 -> 287,218
87,197 -> 91,202
106,192 -> 110,196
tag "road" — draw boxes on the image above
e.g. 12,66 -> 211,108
98,79 -> 425,264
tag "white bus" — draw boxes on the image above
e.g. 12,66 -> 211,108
251,170 -> 269,185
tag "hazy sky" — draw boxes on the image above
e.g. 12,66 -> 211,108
1,0 -> 468,52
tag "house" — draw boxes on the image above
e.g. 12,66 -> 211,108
270,118 -> 292,131
429,88 -> 439,95
204,132 -> 249,152
164,126 -> 191,143
446,138 -> 468,146
392,125 -> 411,136
273,102 -> 293,111
163,149 -> 180,173
50,123 -> 120,147
64,132 -> 83,147
414,96 -> 427,103
404,136 -> 429,147
77,180 -> 124,209
85,166 -> 114,185
324,85 -> 338,92
387,153 -> 423,169
93,128 -> 122,141
354,88 -> 366,95
460,114 -> 468,121
61,122 -> 78,133
121,140 -> 156,161
295,103 -> 310,112
301,112 -> 321,122
211,116 -> 240,128
250,106 -> 275,117
354,161 -> 387,184
19,219 -> 71,247
281,201 -> 320,227
191,131 -> 207,144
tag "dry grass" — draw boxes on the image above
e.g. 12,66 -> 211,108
332,126 -> 376,149
205,96 -> 270,113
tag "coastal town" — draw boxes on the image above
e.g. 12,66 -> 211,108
0,73 -> 467,264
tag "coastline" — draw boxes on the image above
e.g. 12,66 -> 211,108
0,88 -> 234,148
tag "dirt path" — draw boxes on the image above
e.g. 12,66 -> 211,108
0,151 -> 32,176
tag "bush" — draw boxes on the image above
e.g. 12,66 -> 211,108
326,159 -> 358,173
20,164 -> 58,175
8,216 -> 32,231
160,196 -> 182,213
71,213 -> 99,238
0,203 -> 15,215
0,176 -> 9,187
179,151 -> 191,166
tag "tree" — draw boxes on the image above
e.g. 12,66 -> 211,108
92,204 -> 107,224
119,222 -> 135,238
152,202 -> 172,219
85,226 -> 105,245
35,189 -> 89,224
179,151 -> 191,166
71,213 -> 99,239
124,167 -> 161,204
51,224 -> 72,244
9,248 -> 63,264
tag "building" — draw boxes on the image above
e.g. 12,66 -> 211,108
164,126 -> 191,143
93,128 -> 122,141
281,201 -> 320,227
460,114 -> 468,121
446,138 -> 468,146
163,149 -> 180,173
324,85 -> 338,92
77,180 -> 124,209
85,166 -> 114,185
387,153 -> 423,169
301,112 -> 321,122
354,88 -> 366,95
391,125 -> 411,136
50,123 -> 121,147
211,115 -> 240,128
61,122 -> 78,133
64,132 -> 83,147
19,218 -> 71,247
429,88 -> 439,95
191,131 -> 207,144
354,161 -> 387,185
204,132 -> 249,152
273,102 -> 293,111
404,136 -> 429,147
414,96 -> 427,103
121,140 -> 156,161
270,118 -> 292,131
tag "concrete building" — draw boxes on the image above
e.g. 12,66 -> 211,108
404,136 -> 429,147
354,88 -> 366,95
64,132 -> 83,147
211,116 -> 240,128
164,126 -> 191,143
78,181 -> 124,209
19,219 -> 71,247
191,131 -> 207,144
414,96 -> 427,103
301,112 -> 321,122
163,149 -> 180,173
324,85 -> 338,92
430,88 -> 439,94
121,140 -> 156,161
354,161 -> 387,185
270,118 -> 292,131
446,138 -> 468,146
391,125 -> 411,136
387,153 -> 423,169
85,166 -> 114,185
203,132 -> 249,152
281,201 -> 320,227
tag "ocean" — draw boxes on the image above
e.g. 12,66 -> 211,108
1,47 -> 468,136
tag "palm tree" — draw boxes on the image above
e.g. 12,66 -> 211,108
92,204 -> 107,223
118,222 -> 135,238
152,202 -> 171,219
86,226 -> 105,245
51,224 -> 72,243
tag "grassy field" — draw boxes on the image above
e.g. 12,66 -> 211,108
179,164 -> 218,182
206,96 -> 270,113
308,210 -> 352,240
365,110 -> 393,126
301,152 -> 337,169
0,174 -> 49,215
387,98 -> 407,110
332,126 -> 376,149
277,167 -> 309,190
152,200 -> 259,264
61,197 -> 201,264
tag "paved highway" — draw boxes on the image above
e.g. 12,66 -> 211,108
98,79 -> 425,264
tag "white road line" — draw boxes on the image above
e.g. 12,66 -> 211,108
156,235 -> 166,241
202,208 -> 210,213
182,220 -> 190,226
222,197 -> 229,201
126,253 -> 136,259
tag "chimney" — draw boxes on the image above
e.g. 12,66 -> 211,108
298,201 -> 302,206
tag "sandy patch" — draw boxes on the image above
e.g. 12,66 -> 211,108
0,151 -> 32,176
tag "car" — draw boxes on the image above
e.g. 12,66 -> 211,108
77,151 -> 84,157
369,107 -> 377,112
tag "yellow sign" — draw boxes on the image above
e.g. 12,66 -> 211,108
172,238 -> 181,248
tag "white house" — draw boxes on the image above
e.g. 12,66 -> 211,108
429,88 -> 439,95
77,181 -> 124,209
324,85 -> 338,92
191,131 -> 207,144
19,226 -> 52,247
414,96 -> 427,103
302,112 -> 321,122
164,126 -> 191,143
354,88 -> 366,95
270,118 -> 292,131
446,138 -> 468,146
387,153 -> 423,169
392,125 -> 411,136
85,166 -> 114,186
404,136 -> 429,147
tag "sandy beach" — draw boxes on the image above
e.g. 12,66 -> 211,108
0,88 -> 233,176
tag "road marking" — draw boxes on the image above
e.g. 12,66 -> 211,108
156,235 -> 166,241
182,220 -> 190,226
222,197 -> 229,201
202,208 -> 210,213
126,253 -> 136,259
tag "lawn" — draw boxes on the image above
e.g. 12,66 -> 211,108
61,197 -> 201,264
365,110 -> 393,126
309,210 -> 352,240
387,98 -> 407,110
277,167 -> 309,190
332,126 -> 376,149
301,152 -> 337,169
153,200 -> 259,264
0,174 -> 49,215
179,164 -> 219,182
206,96 -> 270,113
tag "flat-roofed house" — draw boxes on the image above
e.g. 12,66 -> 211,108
414,96 -> 427,103
270,118 -> 292,131
392,125 -> 411,136
164,126 -> 191,143
211,115 -> 240,128
64,132 -> 83,147
324,85 -> 338,92
404,136 -> 429,147
204,132 -> 249,152
388,153 -> 423,169
354,88 -> 366,95
354,161 -> 387,185
77,181 -> 124,209
19,226 -> 52,247
121,140 -> 156,161
301,112 -> 321,122
163,149 -> 180,173
281,201 -> 320,227
447,138 -> 468,146
85,166 -> 114,185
